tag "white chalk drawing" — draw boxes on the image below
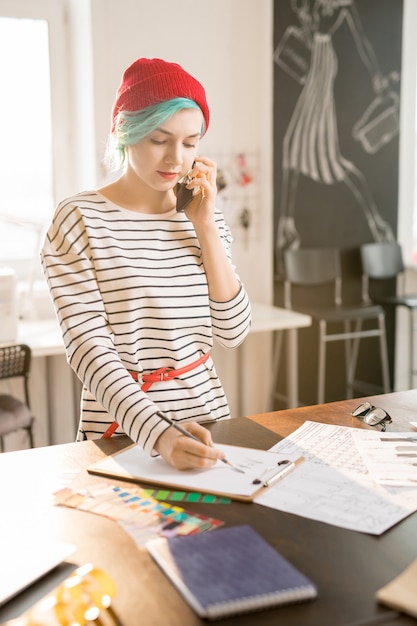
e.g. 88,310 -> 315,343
274,0 -> 399,261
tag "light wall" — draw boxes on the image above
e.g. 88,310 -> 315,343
388,0 -> 417,390
87,0 -> 274,302
398,0 -> 417,263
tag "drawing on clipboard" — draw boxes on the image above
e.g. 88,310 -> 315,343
88,444 -> 304,502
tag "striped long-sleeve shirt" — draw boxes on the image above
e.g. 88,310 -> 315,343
41,191 -> 251,454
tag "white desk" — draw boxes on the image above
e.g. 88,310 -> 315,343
242,303 -> 311,413
18,318 -> 65,357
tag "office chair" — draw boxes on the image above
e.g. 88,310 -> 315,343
361,241 -> 417,389
283,247 -> 390,404
0,344 -> 35,452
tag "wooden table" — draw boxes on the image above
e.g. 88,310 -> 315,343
249,388 -> 417,436
1,390 -> 417,626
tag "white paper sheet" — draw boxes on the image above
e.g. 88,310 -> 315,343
351,430 -> 417,487
255,421 -> 417,535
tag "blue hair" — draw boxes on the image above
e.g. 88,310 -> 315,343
110,97 -> 205,168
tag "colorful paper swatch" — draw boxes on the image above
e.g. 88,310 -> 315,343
141,488 -> 231,504
54,483 -> 224,547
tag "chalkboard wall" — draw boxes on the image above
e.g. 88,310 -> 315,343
273,0 -> 403,405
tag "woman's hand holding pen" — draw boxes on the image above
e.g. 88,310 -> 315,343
154,421 -> 225,470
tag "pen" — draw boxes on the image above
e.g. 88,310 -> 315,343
252,457 -> 303,487
156,411 -> 244,474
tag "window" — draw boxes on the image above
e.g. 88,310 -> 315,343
0,0 -> 70,296
0,16 -> 53,260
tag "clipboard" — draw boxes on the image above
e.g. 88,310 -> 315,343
88,443 -> 304,502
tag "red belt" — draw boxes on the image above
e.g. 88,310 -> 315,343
101,351 -> 210,439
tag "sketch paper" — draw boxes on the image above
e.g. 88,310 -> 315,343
255,421 -> 417,535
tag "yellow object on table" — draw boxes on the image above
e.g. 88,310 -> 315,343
376,558 -> 417,619
6,564 -> 117,626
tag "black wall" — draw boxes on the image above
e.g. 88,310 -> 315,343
273,0 -> 403,405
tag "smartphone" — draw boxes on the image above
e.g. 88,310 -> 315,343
176,163 -> 196,212
175,177 -> 194,212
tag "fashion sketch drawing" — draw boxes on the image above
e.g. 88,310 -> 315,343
274,0 -> 398,261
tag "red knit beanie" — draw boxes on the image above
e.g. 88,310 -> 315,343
111,58 -> 210,134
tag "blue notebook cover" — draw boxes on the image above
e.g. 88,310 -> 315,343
147,524 -> 317,620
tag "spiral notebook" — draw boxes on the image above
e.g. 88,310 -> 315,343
147,524 -> 317,620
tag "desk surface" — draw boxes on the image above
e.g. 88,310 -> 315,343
17,318 -> 65,357
250,302 -> 311,333
1,392 -> 417,626
248,388 -> 417,436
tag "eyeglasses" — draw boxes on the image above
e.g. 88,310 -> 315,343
351,401 -> 393,431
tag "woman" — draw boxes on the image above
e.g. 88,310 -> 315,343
41,58 -> 251,469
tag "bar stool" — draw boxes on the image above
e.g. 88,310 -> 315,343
283,247 -> 391,404
361,241 -> 417,389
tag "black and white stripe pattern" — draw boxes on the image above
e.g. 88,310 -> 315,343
41,191 -> 251,453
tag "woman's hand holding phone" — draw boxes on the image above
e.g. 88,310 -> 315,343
175,157 -> 217,217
